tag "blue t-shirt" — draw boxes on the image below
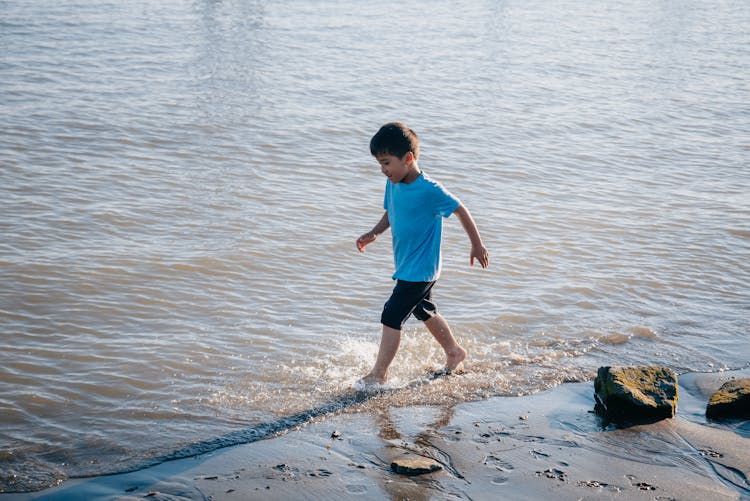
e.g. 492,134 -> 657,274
384,172 -> 460,282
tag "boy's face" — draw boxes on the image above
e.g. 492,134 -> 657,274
375,152 -> 416,184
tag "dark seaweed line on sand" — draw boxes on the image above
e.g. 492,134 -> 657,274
77,374 -> 465,484
83,389 -> 379,479
82,375 -> 452,480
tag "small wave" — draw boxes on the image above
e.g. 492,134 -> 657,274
727,228 -> 750,239
600,333 -> 631,345
629,326 -> 659,340
0,451 -> 66,494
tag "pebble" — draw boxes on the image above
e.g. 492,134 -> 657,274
390,455 -> 443,476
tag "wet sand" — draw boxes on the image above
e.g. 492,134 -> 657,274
4,369 -> 749,500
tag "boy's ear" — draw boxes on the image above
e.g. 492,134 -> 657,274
404,151 -> 415,165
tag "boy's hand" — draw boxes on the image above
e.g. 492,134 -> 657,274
470,244 -> 490,268
356,232 -> 377,252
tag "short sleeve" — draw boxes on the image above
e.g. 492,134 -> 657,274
428,180 -> 460,218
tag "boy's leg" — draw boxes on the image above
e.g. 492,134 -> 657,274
361,325 -> 401,384
362,280 -> 432,384
423,313 -> 467,372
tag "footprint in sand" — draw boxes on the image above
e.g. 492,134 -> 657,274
345,484 -> 368,494
536,468 -> 567,481
442,426 -> 463,442
307,469 -> 333,477
483,454 -> 514,473
491,475 -> 509,485
473,432 -> 493,444
626,474 -> 657,491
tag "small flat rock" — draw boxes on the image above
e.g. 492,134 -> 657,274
706,378 -> 750,419
390,455 -> 442,476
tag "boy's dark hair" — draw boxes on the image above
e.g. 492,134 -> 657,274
370,122 -> 419,160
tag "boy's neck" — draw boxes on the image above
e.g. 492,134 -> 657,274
402,163 -> 421,184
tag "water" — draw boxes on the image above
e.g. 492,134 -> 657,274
1,0 -> 748,492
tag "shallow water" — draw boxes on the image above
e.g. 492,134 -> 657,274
1,0 -> 749,492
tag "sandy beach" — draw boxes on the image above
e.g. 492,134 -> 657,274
3,368 -> 747,501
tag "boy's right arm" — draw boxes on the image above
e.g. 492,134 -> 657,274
454,204 -> 489,268
357,211 -> 390,252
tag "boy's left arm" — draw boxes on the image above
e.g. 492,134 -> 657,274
454,204 -> 489,268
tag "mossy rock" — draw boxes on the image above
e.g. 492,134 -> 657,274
706,378 -> 750,419
594,366 -> 678,423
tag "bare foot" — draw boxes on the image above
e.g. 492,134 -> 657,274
445,346 -> 467,373
359,371 -> 387,385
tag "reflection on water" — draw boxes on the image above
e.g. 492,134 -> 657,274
1,0 -> 749,492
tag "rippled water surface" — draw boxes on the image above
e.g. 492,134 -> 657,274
1,0 -> 749,492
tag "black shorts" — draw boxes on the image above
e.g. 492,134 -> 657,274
380,280 -> 438,330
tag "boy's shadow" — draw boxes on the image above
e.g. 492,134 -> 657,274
367,402 -> 467,501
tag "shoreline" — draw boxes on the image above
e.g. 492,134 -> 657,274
3,368 -> 749,500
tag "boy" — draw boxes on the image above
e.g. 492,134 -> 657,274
356,122 -> 489,384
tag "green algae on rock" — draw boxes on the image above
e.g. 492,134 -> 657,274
706,378 -> 750,419
594,366 -> 678,423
